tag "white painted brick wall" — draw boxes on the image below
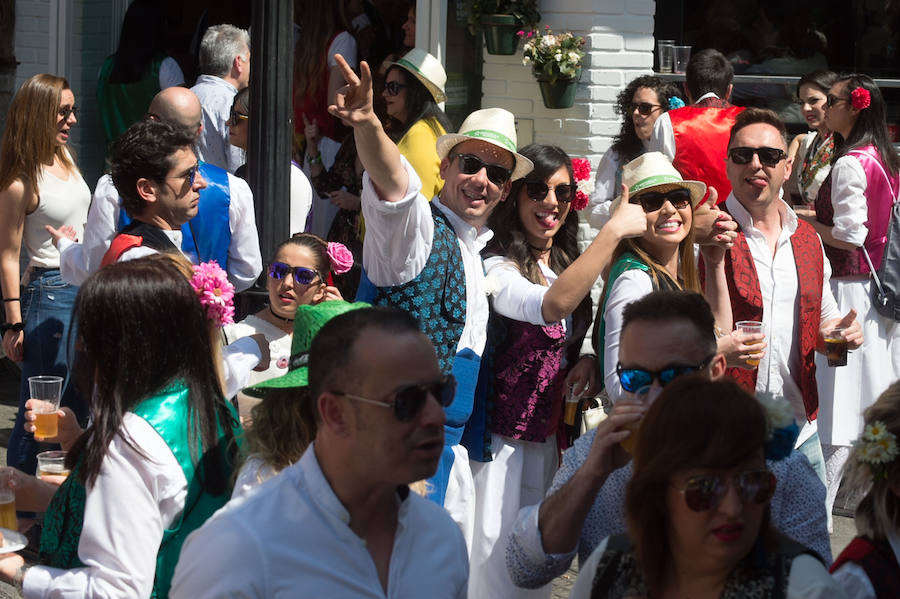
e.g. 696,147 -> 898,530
14,0 -> 50,86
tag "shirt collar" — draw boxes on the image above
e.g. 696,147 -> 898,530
433,197 -> 494,253
725,193 -> 797,237
694,92 -> 721,103
195,74 -> 237,93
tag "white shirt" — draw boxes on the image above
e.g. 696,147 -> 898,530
170,444 -> 469,598
231,455 -> 279,500
602,269 -> 654,402
23,413 -> 187,599
832,531 -> 900,598
191,75 -> 246,173
290,163 -> 313,234
649,92 -> 722,160
484,256 -> 558,327
58,173 -> 262,292
725,194 -> 840,444
158,57 -> 185,89
360,157 -> 492,356
570,536 -> 847,599
829,155 -> 871,247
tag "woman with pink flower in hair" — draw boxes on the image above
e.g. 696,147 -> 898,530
223,233 -> 347,422
796,74 -> 900,528
468,144 -> 649,597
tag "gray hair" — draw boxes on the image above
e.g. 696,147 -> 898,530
198,24 -> 250,78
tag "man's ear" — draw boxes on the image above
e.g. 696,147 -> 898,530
709,353 -> 728,379
724,83 -> 733,101
136,178 -> 158,204
438,156 -> 452,180
499,179 -> 513,202
317,392 -> 353,438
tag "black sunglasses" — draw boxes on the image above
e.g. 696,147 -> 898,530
825,94 -> 850,108
334,375 -> 456,421
728,146 -> 787,167
384,81 -> 409,96
677,470 -> 776,512
525,181 -> 575,203
629,187 -> 692,212
268,262 -> 321,285
627,102 -> 661,116
58,106 -> 78,120
451,153 -> 513,186
229,108 -> 249,125
616,355 -> 714,393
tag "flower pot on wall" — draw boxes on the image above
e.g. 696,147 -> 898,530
482,14 -> 520,55
536,70 -> 581,109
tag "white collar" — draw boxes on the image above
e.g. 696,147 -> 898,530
725,193 -> 797,237
694,92 -> 721,103
432,197 -> 494,253
195,74 -> 237,93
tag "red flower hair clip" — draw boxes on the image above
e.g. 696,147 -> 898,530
571,158 -> 593,211
851,87 -> 871,111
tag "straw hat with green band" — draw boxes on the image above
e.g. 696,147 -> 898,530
386,48 -> 447,104
611,151 -> 707,211
243,301 -> 370,397
435,107 -> 534,181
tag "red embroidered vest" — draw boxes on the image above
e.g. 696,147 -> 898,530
814,145 -> 897,276
831,536 -> 900,598
669,100 -> 744,206
723,220 -> 823,420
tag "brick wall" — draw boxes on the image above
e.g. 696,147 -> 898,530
14,0 -> 51,86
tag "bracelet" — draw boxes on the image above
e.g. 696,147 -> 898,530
14,564 -> 30,593
1,298 -> 19,303
306,152 -> 322,165
0,322 -> 24,335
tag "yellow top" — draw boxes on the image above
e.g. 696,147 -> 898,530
398,118 -> 446,201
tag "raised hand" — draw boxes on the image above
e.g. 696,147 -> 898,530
45,224 -> 78,248
606,184 -> 647,240
328,54 -> 376,129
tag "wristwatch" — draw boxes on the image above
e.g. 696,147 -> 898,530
0,322 -> 23,335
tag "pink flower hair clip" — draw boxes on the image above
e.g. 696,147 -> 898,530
571,157 -> 594,211
326,242 -> 354,275
851,87 -> 871,111
190,260 -> 235,327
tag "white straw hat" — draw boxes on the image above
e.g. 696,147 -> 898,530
435,107 -> 534,181
612,152 -> 707,209
388,48 -> 447,104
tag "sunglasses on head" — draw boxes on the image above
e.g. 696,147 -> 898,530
525,181 -> 575,203
616,355 -> 714,393
627,102 -> 661,116
334,375 -> 457,421
451,153 -> 513,186
728,146 -> 787,167
825,94 -> 850,108
268,262 -> 321,285
678,470 -> 776,512
384,81 -> 408,96
629,187 -> 692,212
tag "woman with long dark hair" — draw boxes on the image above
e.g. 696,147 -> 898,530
0,74 -> 91,476
571,377 -> 842,598
589,75 -> 680,229
0,255 -> 241,597
469,144 -> 647,597
784,70 -> 837,205
801,73 -> 900,528
383,48 -> 453,200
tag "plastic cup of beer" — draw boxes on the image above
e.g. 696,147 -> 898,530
37,450 -> 70,480
564,383 -> 583,426
736,321 -> 765,367
29,375 -> 63,439
620,385 -> 659,455
0,470 -> 16,530
657,39 -> 675,73
825,327 -> 848,367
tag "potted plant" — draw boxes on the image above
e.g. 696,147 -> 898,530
465,0 -> 540,55
521,26 -> 586,109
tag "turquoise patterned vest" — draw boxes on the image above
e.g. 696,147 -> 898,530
39,383 -> 241,598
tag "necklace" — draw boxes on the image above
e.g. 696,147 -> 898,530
527,242 -> 552,254
268,306 -> 294,324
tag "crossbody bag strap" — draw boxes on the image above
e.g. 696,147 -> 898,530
847,149 -> 898,293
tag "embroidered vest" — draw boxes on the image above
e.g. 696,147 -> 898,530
669,101 -> 744,205
370,203 -> 466,375
723,222 -> 823,420
39,384 -> 241,598
815,145 -> 897,277
589,533 -> 822,599
831,536 -> 900,598
117,162 -> 232,268
101,221 -> 181,266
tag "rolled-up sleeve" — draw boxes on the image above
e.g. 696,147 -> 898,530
829,156 -> 869,247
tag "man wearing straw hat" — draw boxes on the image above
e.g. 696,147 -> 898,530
329,53 -> 532,545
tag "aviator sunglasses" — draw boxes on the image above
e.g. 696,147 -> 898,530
728,146 -> 787,167
451,153 -> 513,186
629,187 -> 692,212
616,354 -> 714,393
627,102 -> 662,116
268,262 -> 321,285
525,181 -> 575,203
677,470 -> 776,512
333,375 -> 457,421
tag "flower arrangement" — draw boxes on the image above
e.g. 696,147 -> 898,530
326,242 -> 354,275
520,26 -> 586,84
757,391 -> 798,461
190,261 -> 235,327
571,158 -> 593,211
851,87 -> 871,111
854,420 -> 898,479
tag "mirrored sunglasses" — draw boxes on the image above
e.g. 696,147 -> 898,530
268,262 -> 321,285
452,153 -> 513,186
728,146 -> 787,167
335,375 -> 457,421
629,187 -> 692,212
678,470 -> 776,512
616,355 -> 714,393
525,181 -> 575,203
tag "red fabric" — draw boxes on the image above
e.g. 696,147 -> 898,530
669,104 -> 744,206
101,234 -> 143,267
832,536 -> 900,598
294,31 -> 343,140
721,221 -> 823,420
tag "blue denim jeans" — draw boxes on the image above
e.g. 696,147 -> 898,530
7,269 -> 82,475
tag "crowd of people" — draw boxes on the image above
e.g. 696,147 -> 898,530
0,4 -> 897,597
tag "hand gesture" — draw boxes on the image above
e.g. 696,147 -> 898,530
303,114 -> 320,151
45,224 -> 78,248
328,54 -> 375,129
606,184 -> 647,240
24,402 -> 83,449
